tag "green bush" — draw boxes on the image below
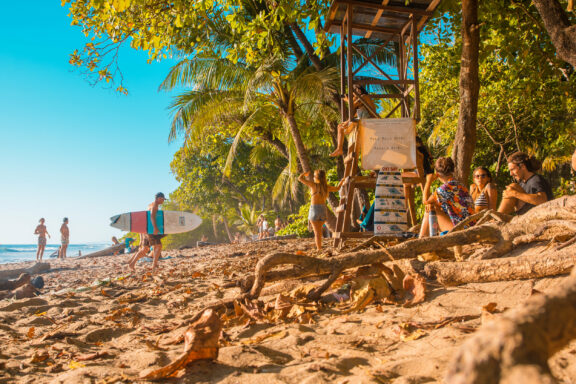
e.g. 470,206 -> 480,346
277,203 -> 312,238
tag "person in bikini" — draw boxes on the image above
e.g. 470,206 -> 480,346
127,192 -> 166,274
59,218 -> 69,259
298,170 -> 344,250
330,85 -> 377,158
34,218 -> 50,262
469,167 -> 498,213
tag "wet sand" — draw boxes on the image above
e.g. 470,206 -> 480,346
1,238 -> 575,383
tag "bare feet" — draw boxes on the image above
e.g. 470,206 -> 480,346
329,149 -> 343,157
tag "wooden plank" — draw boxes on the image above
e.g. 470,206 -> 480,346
331,21 -> 402,35
333,231 -> 375,239
355,79 -> 416,85
333,0 -> 435,16
365,0 -> 390,39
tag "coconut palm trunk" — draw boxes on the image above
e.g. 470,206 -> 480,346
284,113 -> 312,176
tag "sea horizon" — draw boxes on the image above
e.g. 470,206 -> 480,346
0,243 -> 110,265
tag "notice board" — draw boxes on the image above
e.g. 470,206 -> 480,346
359,118 -> 417,170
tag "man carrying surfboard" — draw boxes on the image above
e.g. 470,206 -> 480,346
127,192 -> 166,274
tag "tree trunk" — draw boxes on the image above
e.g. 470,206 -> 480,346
452,0 -> 480,184
284,113 -> 312,174
222,216 -> 234,243
211,215 -> 219,240
533,0 -> 576,68
289,22 -> 323,71
423,248 -> 576,286
445,267 -> 576,384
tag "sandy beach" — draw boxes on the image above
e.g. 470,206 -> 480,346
1,238 -> 576,384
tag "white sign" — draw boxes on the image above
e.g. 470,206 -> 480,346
359,118 -> 417,170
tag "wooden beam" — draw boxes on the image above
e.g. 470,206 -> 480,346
331,21 -> 402,35
334,0 -> 434,17
355,79 -> 416,85
365,0 -> 390,39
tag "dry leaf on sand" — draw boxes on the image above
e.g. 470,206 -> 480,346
139,309 -> 222,380
402,274 -> 427,307
344,277 -> 391,313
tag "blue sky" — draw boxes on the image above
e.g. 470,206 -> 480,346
0,1 -> 183,243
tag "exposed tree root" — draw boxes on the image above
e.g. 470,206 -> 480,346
445,267 -> 576,383
421,247 -> 576,286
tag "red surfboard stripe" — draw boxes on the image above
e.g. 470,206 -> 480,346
131,211 -> 148,233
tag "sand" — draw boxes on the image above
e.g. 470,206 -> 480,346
0,238 -> 575,384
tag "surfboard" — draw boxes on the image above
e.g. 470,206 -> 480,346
109,211 -> 202,235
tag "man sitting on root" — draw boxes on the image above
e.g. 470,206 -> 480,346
497,151 -> 553,215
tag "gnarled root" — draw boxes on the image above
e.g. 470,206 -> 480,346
244,224 -> 502,300
445,267 -> 576,384
423,247 -> 576,286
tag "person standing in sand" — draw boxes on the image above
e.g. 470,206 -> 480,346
59,218 -> 69,259
127,192 -> 166,274
34,218 -> 50,262
298,170 -> 344,250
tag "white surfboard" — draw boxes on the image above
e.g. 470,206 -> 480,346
109,210 -> 202,234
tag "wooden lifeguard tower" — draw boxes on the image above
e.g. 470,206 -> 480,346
324,0 -> 441,247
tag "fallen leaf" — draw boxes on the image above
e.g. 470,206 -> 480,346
400,328 -> 427,341
241,330 -> 288,345
68,360 -> 86,370
29,350 -> 50,363
402,274 -> 427,307
482,302 -> 498,313
101,289 -> 111,297
139,309 -> 222,380
27,327 -> 35,339
75,351 -> 110,361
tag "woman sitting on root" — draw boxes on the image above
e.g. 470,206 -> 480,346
419,157 -> 475,238
469,166 -> 498,213
298,170 -> 344,250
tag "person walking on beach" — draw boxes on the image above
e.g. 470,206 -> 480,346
298,170 -> 344,250
59,218 -> 69,259
127,192 -> 166,274
34,218 -> 50,262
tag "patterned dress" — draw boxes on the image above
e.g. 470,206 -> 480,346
433,180 -> 475,225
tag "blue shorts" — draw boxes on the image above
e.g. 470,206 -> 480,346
308,204 -> 327,222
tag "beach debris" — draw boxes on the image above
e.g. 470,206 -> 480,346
139,309 -> 222,380
75,351 -> 110,361
28,350 -> 50,364
402,274 -> 427,307
68,360 -> 86,370
343,276 -> 392,313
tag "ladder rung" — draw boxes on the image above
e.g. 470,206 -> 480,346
335,204 -> 346,213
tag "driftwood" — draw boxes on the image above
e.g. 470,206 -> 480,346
445,267 -> 576,383
422,247 -> 576,286
244,197 -> 576,299
187,197 -> 576,325
0,273 -> 31,291
0,263 -> 50,281
77,243 -> 125,259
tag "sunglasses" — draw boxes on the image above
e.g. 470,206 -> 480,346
474,174 -> 488,178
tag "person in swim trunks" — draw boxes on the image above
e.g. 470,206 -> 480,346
34,218 -> 51,262
128,192 -> 166,274
298,170 -> 344,250
59,218 -> 69,259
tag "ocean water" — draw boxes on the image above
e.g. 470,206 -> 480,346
0,243 -> 110,264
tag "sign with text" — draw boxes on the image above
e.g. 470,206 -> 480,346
359,118 -> 416,170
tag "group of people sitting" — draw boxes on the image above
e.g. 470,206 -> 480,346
299,150 -> 554,250
418,151 -> 553,238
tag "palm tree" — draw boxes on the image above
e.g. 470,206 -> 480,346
159,53 -> 339,185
